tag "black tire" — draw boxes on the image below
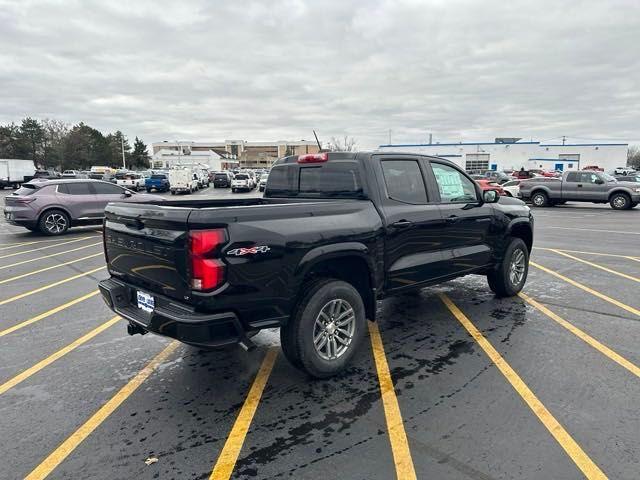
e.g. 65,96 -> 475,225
38,209 -> 70,236
487,237 -> 529,297
170,190 -> 175,195
530,191 -> 549,207
232,188 -> 236,193
631,202 -> 638,209
146,188 -> 152,193
280,278 -> 366,378
610,192 -> 631,210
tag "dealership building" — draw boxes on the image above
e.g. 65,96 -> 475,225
151,139 -> 320,169
378,138 -> 628,172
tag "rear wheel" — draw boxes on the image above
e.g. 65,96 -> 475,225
39,209 -> 70,236
487,237 -> 529,297
146,188 -> 152,193
530,191 -> 549,207
280,278 -> 366,378
610,192 -> 631,210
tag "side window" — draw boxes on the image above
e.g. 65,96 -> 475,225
565,172 -> 578,182
60,183 -> 92,195
92,182 -> 124,195
430,163 -> 478,203
380,160 -> 428,204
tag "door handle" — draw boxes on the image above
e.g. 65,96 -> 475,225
577,184 -> 583,188
445,215 -> 460,223
391,220 -> 413,228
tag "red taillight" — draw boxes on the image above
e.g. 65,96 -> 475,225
297,153 -> 329,164
190,229 -> 227,291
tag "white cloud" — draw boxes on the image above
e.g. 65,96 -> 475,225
0,0 -> 638,148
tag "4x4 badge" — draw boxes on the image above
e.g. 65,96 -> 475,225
227,246 -> 271,256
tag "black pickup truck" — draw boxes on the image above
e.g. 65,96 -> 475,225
98,152 -> 533,377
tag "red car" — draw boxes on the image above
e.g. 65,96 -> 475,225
475,179 -> 506,196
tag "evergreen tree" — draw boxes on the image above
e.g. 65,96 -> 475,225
19,117 -> 45,163
130,137 -> 149,169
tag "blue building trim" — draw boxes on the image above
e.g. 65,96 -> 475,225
379,141 -> 540,147
540,143 -> 627,147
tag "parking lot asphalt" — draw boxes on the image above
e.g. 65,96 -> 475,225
1,189 -> 639,480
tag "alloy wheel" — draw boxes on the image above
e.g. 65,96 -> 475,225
313,299 -> 356,361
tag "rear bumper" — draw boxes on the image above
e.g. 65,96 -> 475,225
98,277 -> 252,349
3,206 -> 38,227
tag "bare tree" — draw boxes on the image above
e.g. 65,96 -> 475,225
326,136 -> 357,152
41,118 -> 70,169
628,145 -> 640,170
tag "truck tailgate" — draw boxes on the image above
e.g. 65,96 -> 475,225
103,203 -> 191,301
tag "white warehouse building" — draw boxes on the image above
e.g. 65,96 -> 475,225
378,138 -> 628,173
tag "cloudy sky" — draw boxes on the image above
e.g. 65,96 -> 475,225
1,0 -> 638,148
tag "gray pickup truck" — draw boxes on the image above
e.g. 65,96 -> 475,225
519,171 -> 640,210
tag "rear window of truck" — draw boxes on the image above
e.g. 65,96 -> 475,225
267,161 -> 363,197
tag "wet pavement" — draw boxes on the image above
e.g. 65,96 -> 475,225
1,188 -> 639,479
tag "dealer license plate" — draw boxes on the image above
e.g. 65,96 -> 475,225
136,290 -> 155,313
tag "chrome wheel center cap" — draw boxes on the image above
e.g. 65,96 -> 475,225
326,323 -> 336,335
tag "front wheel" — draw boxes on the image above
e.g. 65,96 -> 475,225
610,192 -> 631,210
280,279 -> 366,378
487,237 -> 529,297
39,209 -> 70,236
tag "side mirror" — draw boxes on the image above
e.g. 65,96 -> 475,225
595,178 -> 604,184
123,190 -> 133,197
483,190 -> 499,203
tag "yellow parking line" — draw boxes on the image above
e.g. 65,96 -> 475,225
0,266 -> 106,306
438,293 -> 607,480
0,290 -> 100,337
209,347 -> 279,480
0,315 -> 121,395
531,261 -> 640,318
0,242 -> 102,271
24,341 -> 179,480
548,250 -> 640,283
0,235 -> 95,250
518,293 -> 640,378
368,321 -> 417,480
534,247 -> 640,261
0,236 -> 98,260
0,252 -> 103,285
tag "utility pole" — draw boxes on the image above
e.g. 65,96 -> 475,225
121,136 -> 126,169
388,129 -> 391,145
428,133 -> 433,145
562,135 -> 566,146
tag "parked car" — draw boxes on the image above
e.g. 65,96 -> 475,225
98,151 -> 533,378
476,179 -> 506,196
231,173 -> 253,192
614,174 -> 640,183
213,172 -> 232,188
3,179 -> 164,235
258,174 -> 269,191
169,168 -> 199,194
519,171 -> 640,209
62,170 -> 78,178
145,173 -> 170,192
501,180 -> 521,197
614,167 -> 637,176
512,170 -> 539,180
116,173 -> 146,191
483,171 -> 511,184
582,165 -> 604,172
